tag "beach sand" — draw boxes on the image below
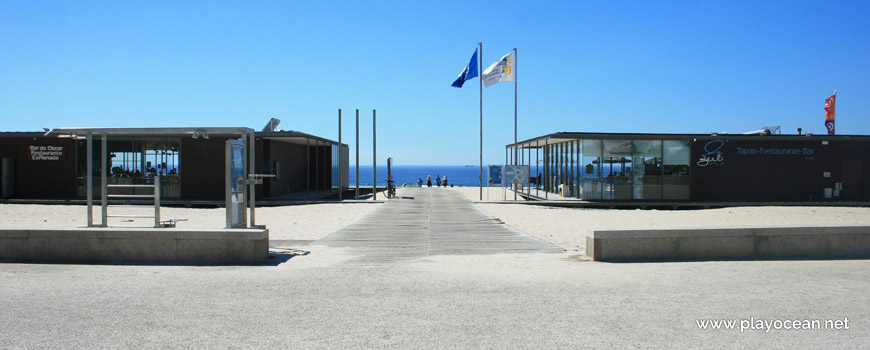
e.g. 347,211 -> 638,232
446,186 -> 870,255
4,189 -> 870,255
0,203 -> 380,241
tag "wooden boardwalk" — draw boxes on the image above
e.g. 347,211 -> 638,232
315,188 -> 562,264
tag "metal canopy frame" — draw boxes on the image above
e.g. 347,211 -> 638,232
48,127 -> 257,229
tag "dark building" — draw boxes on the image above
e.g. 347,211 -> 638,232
509,132 -> 870,202
0,128 -> 348,202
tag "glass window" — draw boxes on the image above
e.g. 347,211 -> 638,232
632,140 -> 662,199
663,140 -> 690,175
603,140 -> 632,199
580,139 -> 602,199
77,138 -> 181,199
663,140 -> 690,199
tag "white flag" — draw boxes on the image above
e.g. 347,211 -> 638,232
482,52 -> 515,87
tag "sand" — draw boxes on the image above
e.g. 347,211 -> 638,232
4,189 -> 870,254
447,186 -> 870,254
0,203 -> 380,241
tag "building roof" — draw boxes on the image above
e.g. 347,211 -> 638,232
508,131 -> 870,149
13,127 -> 347,147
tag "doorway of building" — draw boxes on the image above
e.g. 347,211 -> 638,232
1,158 -> 14,198
842,160 -> 863,200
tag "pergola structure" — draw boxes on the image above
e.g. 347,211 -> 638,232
47,127 -> 259,229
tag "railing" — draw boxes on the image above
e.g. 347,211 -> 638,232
103,176 -> 161,228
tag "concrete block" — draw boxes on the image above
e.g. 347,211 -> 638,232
176,238 -> 267,264
586,236 -> 596,260
677,236 -> 755,260
27,237 -> 102,263
599,237 -> 678,261
587,226 -> 870,261
0,230 -> 27,238
754,226 -> 842,237
755,234 -> 829,259
0,238 -> 28,261
100,229 -> 177,240
178,229 -> 268,240
591,227 -> 754,239
28,230 -> 99,239
0,228 -> 269,265
100,238 -> 177,263
822,234 -> 870,258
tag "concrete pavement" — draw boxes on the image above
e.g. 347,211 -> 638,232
2,187 -> 868,348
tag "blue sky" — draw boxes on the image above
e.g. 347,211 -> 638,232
2,0 -> 868,165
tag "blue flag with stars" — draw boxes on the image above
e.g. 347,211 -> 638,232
451,49 -> 478,88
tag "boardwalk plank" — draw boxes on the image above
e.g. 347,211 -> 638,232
315,188 -> 562,264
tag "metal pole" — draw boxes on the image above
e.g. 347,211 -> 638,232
248,131 -> 256,227
549,144 -> 553,195
101,134 -> 107,227
314,140 -> 321,192
542,144 -> 547,198
575,140 -> 579,198
225,140 -> 232,229
373,109 -> 377,200
154,175 -> 160,227
576,140 -> 581,199
87,133 -> 93,227
550,144 -> 554,196
306,137 -> 310,199
559,142 -> 568,197
242,134 -> 249,227
355,109 -> 360,200
569,140 -> 574,197
513,47 -> 518,200
526,147 -> 530,197
338,109 -> 342,201
479,42 -> 483,201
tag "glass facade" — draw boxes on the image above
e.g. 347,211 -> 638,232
77,138 -> 182,199
536,137 -> 691,200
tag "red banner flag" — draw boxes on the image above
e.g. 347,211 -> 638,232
825,93 -> 836,135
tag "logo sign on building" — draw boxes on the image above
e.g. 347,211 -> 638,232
487,165 -> 503,185
29,145 -> 65,161
696,140 -> 726,167
504,165 -> 530,184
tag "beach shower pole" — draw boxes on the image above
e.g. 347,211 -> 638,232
338,109 -> 342,201
373,109 -> 377,200
355,109 -> 359,200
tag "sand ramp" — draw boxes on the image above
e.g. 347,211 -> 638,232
315,187 -> 562,263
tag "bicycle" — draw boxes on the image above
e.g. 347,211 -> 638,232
385,178 -> 396,199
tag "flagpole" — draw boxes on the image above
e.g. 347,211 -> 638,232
479,41 -> 483,201
513,47 -> 518,201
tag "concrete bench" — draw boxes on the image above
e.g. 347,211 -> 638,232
0,228 -> 268,265
586,225 -> 870,261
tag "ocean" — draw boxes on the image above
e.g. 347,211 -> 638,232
349,165 -> 491,187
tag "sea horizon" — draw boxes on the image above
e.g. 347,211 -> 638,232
348,164 -> 521,187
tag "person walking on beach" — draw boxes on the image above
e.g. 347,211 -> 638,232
442,176 -> 448,187
436,175 -> 442,187
426,175 -> 432,187
417,177 -> 423,188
